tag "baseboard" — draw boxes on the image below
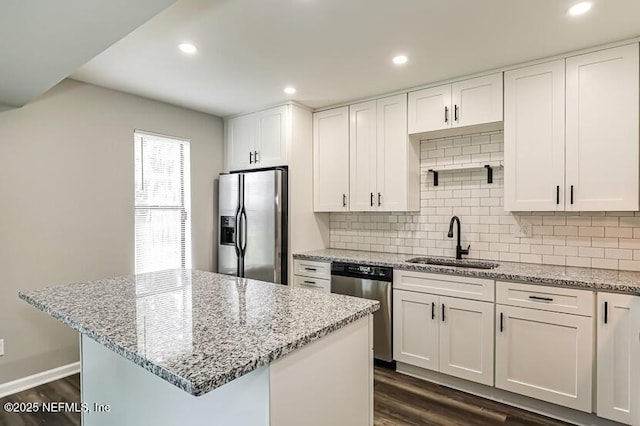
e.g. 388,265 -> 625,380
396,362 -> 624,426
0,362 -> 80,398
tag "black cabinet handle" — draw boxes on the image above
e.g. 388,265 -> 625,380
444,106 -> 449,123
570,185 -> 574,204
254,150 -> 259,163
303,280 -> 316,285
370,192 -> 374,207
529,295 -> 554,302
604,301 -> 608,324
556,185 -> 560,205
304,267 -> 317,271
500,312 -> 504,332
342,193 -> 347,207
431,302 -> 435,320
441,304 -> 445,322
249,152 -> 254,164
378,192 -> 381,206
454,104 -> 459,122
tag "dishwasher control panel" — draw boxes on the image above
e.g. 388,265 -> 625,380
331,262 -> 393,281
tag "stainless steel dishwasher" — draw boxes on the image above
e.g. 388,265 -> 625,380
331,262 -> 393,362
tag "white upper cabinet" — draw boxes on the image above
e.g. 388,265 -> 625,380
505,43 -> 639,212
376,94 -> 416,212
504,60 -> 565,211
225,105 -> 290,172
313,107 -> 350,212
349,100 -> 377,211
348,94 -> 419,212
565,44 -> 639,211
596,293 -> 640,425
226,113 -> 255,171
451,73 -> 503,128
255,105 -> 289,169
407,84 -> 451,133
408,72 -> 503,135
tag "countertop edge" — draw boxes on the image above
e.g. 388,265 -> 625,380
293,252 -> 640,295
18,290 -> 378,396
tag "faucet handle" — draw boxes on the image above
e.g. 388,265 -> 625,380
462,245 -> 470,255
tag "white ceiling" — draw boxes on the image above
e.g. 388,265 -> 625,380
70,0 -> 640,117
0,0 -> 175,108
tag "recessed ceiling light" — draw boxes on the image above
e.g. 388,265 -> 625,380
284,87 -> 297,95
568,2 -> 592,16
393,55 -> 408,65
178,43 -> 197,54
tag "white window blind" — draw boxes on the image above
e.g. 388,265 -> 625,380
134,131 -> 191,274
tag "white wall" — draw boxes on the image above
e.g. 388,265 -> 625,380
0,79 -> 223,384
331,130 -> 640,271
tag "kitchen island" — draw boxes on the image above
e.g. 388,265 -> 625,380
19,269 -> 378,426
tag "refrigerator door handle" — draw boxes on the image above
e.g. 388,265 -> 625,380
234,207 -> 242,257
240,207 -> 248,255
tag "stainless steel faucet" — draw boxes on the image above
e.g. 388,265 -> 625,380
448,216 -> 470,260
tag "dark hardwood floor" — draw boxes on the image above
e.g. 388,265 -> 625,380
0,374 -> 80,426
374,366 -> 572,426
0,368 -> 572,425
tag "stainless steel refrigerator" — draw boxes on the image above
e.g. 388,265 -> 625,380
218,168 -> 287,284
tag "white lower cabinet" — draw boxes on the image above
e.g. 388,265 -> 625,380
393,290 -> 439,371
495,304 -> 593,412
597,293 -> 640,425
393,289 -> 494,386
292,259 -> 330,293
439,296 -> 494,386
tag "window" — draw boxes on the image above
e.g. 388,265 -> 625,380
134,131 -> 191,274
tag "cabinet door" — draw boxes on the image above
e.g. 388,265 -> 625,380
393,290 -> 439,371
313,107 -> 350,212
407,84 -> 451,134
495,305 -> 593,412
376,93 -> 408,211
255,105 -> 289,168
226,114 -> 255,171
504,60 -> 565,212
451,72 -> 503,128
349,101 -> 377,211
439,297 -> 494,386
565,44 -> 639,211
597,293 -> 640,425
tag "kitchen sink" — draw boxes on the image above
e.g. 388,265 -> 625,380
406,257 -> 499,270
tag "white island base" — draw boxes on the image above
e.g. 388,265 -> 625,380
81,315 -> 373,426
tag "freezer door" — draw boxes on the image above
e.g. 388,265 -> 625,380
218,173 -> 241,276
243,169 -> 286,283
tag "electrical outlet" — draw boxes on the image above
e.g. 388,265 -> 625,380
0,339 -> 4,356
514,217 -> 533,238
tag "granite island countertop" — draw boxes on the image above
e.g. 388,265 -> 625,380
294,248 -> 640,295
19,269 -> 378,396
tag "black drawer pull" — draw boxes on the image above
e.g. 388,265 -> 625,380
500,312 -> 504,332
303,280 -> 316,285
529,295 -> 554,302
441,304 -> 445,322
431,302 -> 435,320
304,267 -> 317,271
604,301 -> 608,324
556,185 -> 560,205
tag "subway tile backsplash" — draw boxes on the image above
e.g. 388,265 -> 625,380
329,130 -> 640,271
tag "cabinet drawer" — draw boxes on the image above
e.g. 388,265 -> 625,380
496,281 -> 593,316
293,275 -> 330,292
293,259 -> 331,279
394,270 -> 495,302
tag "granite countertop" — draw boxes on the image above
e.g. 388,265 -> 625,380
19,269 -> 378,396
294,248 -> 640,295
